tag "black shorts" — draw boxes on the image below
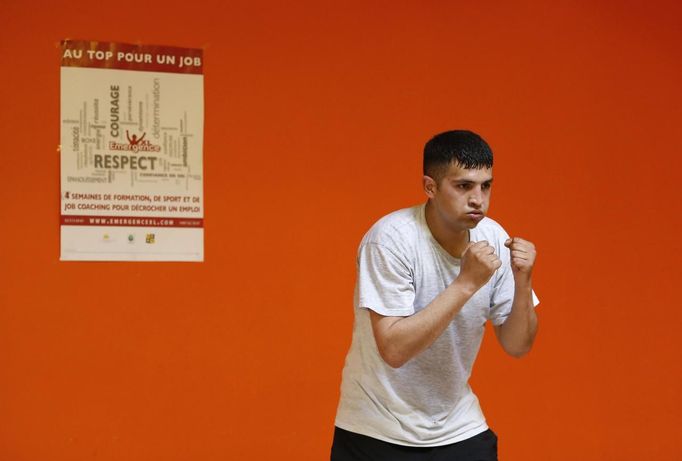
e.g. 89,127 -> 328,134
330,426 -> 498,461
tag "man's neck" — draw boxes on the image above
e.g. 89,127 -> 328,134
424,201 -> 469,258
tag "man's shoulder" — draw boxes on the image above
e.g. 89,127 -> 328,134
361,205 -> 423,248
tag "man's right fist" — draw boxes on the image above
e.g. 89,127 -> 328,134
458,240 -> 502,290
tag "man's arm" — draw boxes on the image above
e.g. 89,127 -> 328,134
370,241 -> 500,368
493,237 -> 538,358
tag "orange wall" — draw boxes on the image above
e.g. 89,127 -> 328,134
1,1 -> 680,460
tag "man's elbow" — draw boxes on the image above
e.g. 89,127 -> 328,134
371,315 -> 412,368
497,319 -> 538,359
504,345 -> 532,359
502,338 -> 535,358
377,344 -> 409,368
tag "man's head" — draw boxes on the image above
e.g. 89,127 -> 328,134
423,130 -> 493,183
423,130 -> 494,232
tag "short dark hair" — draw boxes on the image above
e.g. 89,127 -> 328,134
423,130 -> 493,180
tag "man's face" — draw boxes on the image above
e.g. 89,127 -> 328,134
424,162 -> 493,232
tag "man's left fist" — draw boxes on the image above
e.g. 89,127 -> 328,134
504,237 -> 536,280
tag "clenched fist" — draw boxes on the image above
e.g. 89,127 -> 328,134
504,237 -> 536,281
459,241 -> 502,291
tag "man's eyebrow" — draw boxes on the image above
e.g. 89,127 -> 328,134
451,178 -> 494,184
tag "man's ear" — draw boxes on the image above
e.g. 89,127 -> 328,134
423,175 -> 437,198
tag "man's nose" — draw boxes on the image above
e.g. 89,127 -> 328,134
468,189 -> 482,208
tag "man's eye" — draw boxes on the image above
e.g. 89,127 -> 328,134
457,184 -> 470,190
482,183 -> 492,190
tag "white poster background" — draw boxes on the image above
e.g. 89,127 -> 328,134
60,41 -> 204,261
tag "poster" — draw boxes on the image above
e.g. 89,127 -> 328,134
60,40 -> 204,261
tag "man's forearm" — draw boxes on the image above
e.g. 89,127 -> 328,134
371,279 -> 475,368
497,279 -> 538,357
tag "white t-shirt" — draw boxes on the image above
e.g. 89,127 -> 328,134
334,204 -> 539,446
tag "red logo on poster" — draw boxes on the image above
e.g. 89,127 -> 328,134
109,130 -> 161,153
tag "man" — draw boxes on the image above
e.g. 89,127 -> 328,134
331,130 -> 539,461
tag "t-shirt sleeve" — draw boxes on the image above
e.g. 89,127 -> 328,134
356,242 -> 415,317
488,233 -> 540,326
